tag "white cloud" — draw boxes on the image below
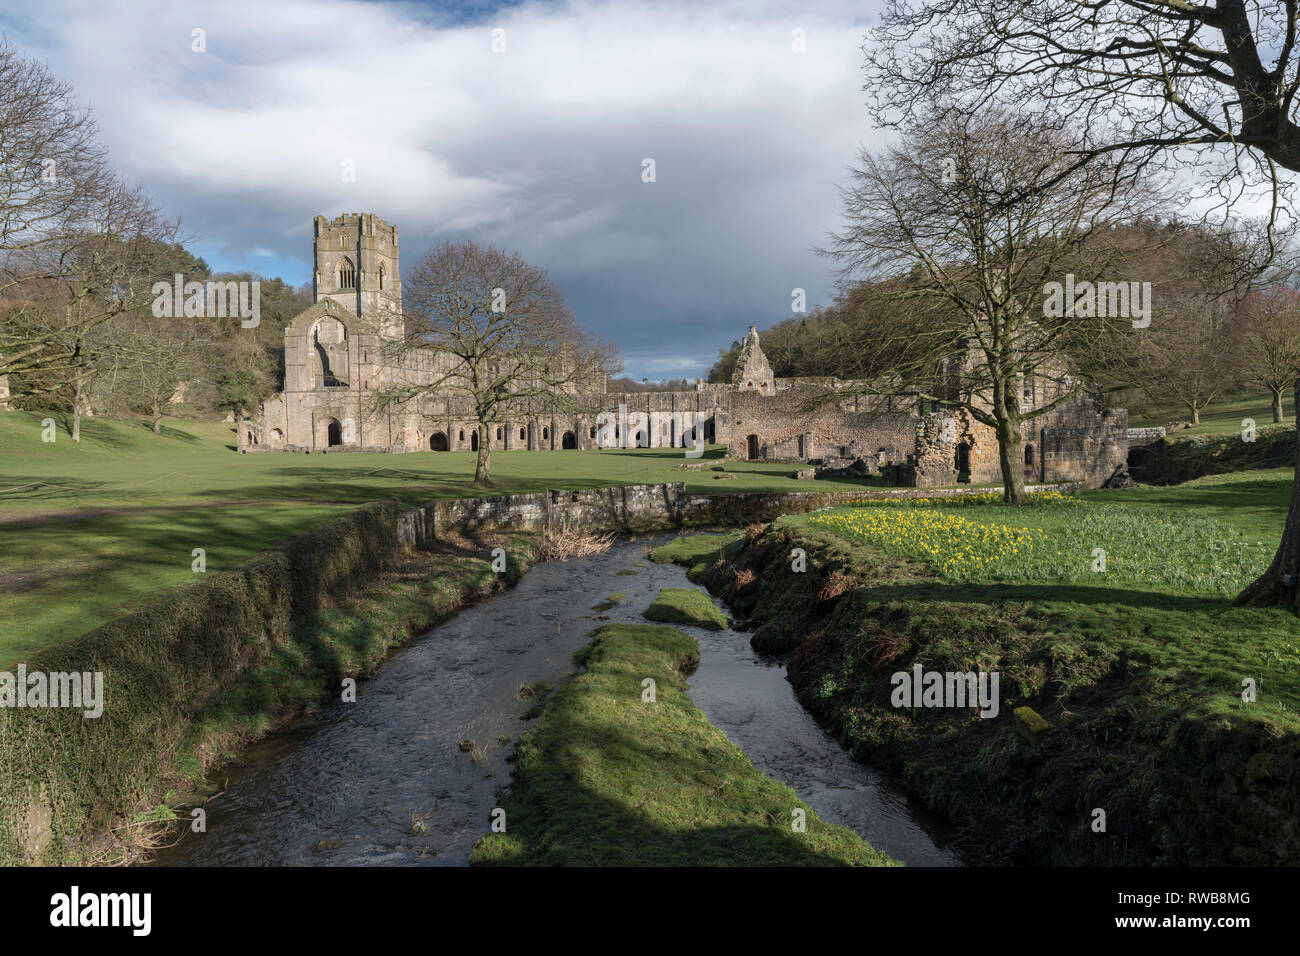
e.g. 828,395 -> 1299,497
3,0 -> 883,378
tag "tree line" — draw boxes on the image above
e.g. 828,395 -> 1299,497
0,38 -> 312,437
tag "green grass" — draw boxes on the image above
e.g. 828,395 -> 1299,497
470,622 -> 896,866
643,586 -> 732,630
803,484 -> 1278,597
647,532 -> 742,566
767,471 -> 1300,734
0,410 -> 856,661
1129,388 -> 1295,438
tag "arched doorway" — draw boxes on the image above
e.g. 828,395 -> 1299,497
317,416 -> 343,448
430,432 -> 448,451
471,430 -> 479,451
562,431 -> 576,449
955,442 -> 971,482
746,434 -> 760,460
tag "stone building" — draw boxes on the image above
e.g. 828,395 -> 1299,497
248,214 -> 1126,488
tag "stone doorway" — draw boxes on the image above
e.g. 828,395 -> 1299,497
317,417 -> 343,448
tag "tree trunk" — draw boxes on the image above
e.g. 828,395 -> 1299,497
1236,378 -> 1300,611
71,373 -> 83,443
996,417 -> 1027,503
473,420 -> 492,484
993,377 -> 1027,503
152,404 -> 162,435
1190,405 -> 1201,426
1273,387 -> 1285,423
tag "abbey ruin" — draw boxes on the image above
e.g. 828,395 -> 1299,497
247,213 -> 1128,487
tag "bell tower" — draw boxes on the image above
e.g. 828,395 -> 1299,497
312,212 -> 402,339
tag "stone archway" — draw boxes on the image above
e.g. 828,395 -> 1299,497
430,431 -> 448,451
471,430 -> 479,452
562,430 -> 576,449
317,416 -> 343,448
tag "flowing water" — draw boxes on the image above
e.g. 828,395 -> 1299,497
151,535 -> 961,867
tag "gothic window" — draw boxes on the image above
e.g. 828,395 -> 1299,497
520,427 -> 526,440
496,427 -> 503,440
378,263 -> 385,291
338,257 -> 357,290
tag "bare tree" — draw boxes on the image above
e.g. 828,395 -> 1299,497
0,36 -> 118,393
1232,286 -> 1300,422
824,108 -> 1166,502
7,181 -> 179,436
114,310 -> 204,435
378,240 -> 619,484
862,0 -> 1300,610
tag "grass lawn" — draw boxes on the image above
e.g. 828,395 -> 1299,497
470,622 -> 896,866
0,410 -> 838,661
784,471 -> 1300,732
803,485 -> 1280,596
1129,388 -> 1295,438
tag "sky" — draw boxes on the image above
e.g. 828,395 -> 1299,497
0,0 -> 886,381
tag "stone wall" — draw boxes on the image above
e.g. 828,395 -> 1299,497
911,398 -> 1128,488
396,479 -> 1088,545
722,385 -> 915,464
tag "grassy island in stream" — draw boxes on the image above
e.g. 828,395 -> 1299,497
470,622 -> 897,866
642,587 -> 732,630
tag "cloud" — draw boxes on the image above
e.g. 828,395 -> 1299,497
1,0 -> 884,379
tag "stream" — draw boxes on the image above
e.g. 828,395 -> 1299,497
151,534 -> 961,867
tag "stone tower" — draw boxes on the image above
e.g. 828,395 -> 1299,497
731,325 -> 775,396
313,212 -> 402,338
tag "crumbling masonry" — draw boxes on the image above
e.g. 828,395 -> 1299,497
248,214 -> 1127,487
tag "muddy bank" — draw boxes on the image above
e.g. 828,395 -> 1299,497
671,523 -> 1300,866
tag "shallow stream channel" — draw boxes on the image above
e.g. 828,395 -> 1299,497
152,534 -> 961,867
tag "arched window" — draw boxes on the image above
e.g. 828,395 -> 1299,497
520,427 -> 526,440
458,430 -> 465,442
1025,445 -> 1035,467
542,427 -> 549,440
378,263 -> 385,291
338,257 -> 356,290
496,427 -> 503,440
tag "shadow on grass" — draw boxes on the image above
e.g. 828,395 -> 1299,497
480,713 -> 877,866
863,577 -> 1242,615
1120,476 -> 1290,515
0,475 -> 109,501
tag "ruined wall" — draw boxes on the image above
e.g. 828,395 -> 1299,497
911,398 -> 1128,488
911,410 -> 1001,487
723,385 -> 915,464
1034,398 -> 1128,486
